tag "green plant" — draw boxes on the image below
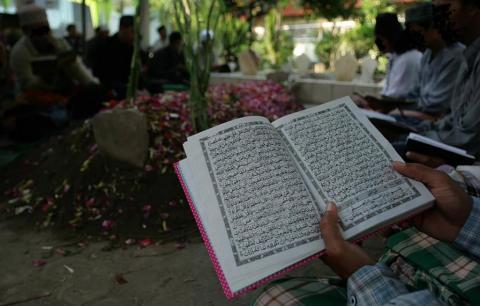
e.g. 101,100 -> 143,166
223,0 -> 278,45
173,0 -> 222,133
252,8 -> 294,69
1,0 -> 11,12
150,0 -> 175,28
96,0 -> 113,25
219,13 -> 250,63
341,24 -> 375,59
315,31 -> 339,69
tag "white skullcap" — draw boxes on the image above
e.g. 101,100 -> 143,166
200,29 -> 214,43
18,5 -> 48,27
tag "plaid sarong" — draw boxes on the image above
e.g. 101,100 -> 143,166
252,228 -> 480,306
251,277 -> 347,306
379,227 -> 480,306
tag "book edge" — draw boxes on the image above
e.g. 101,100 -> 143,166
407,133 -> 476,159
173,161 -> 235,299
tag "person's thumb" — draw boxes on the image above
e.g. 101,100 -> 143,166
320,202 -> 344,255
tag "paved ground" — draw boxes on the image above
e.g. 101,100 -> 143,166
0,219 -> 386,306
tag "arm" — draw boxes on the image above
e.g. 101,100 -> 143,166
56,38 -> 98,86
454,197 -> 480,258
322,163 -> 476,305
422,60 -> 480,150
321,203 -> 443,306
9,43 -> 47,91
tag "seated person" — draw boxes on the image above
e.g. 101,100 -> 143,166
355,13 -> 422,108
195,30 -> 228,72
147,31 -> 189,91
254,162 -> 480,306
151,25 -> 168,53
6,5 -> 105,141
64,23 -> 82,54
404,0 -> 480,165
10,5 -> 99,109
389,3 -> 464,123
91,15 -> 137,99
84,26 -> 109,69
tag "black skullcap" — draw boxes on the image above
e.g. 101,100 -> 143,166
406,2 -> 433,24
375,13 -> 403,39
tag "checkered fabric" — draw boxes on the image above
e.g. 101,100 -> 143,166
252,200 -> 480,306
380,225 -> 480,305
454,198 -> 480,259
251,277 -> 347,306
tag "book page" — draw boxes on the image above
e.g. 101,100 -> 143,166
273,97 -> 434,239
183,117 -> 325,292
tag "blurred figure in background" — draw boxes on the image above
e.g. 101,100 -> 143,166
64,23 -> 82,54
196,29 -> 229,72
375,13 -> 423,99
409,0 -> 480,162
151,25 -> 168,53
148,31 -> 189,92
10,5 -> 98,105
92,15 -> 145,99
7,5 -> 105,141
353,13 -> 423,111
390,2 -> 464,122
84,25 -> 109,69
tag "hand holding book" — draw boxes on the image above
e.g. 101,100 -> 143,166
320,202 -> 375,279
393,162 -> 473,242
320,162 -> 473,279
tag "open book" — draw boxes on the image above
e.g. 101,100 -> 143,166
174,97 -> 434,299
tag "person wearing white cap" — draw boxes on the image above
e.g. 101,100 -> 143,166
196,29 -> 221,72
406,0 -> 480,164
390,2 -> 465,121
10,4 -> 98,98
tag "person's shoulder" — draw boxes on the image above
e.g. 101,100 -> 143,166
421,49 -> 432,62
447,43 -> 466,56
408,49 -> 423,59
397,49 -> 422,64
10,36 -> 28,52
10,36 -> 30,59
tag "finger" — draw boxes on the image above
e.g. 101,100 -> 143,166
405,151 -> 431,164
320,203 -> 344,253
393,161 -> 447,187
405,151 -> 446,167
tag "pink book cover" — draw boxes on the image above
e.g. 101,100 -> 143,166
174,162 -> 414,299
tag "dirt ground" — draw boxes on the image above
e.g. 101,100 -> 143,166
0,218 -> 386,306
